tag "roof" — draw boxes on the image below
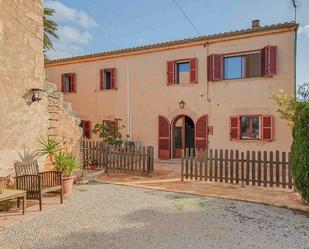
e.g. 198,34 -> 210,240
46,21 -> 298,66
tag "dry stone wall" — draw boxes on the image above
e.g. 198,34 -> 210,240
0,0 -> 81,177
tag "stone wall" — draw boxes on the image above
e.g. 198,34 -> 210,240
46,82 -> 82,159
0,0 -> 81,177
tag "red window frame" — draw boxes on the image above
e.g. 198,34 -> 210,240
100,68 -> 116,90
80,120 -> 91,139
167,58 -> 197,85
229,115 -> 273,142
61,73 -> 76,93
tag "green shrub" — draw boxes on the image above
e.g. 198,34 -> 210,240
291,102 -> 309,203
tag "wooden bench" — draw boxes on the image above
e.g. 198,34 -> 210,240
0,189 -> 27,215
14,161 -> 63,211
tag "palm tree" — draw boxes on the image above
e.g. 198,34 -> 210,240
43,7 -> 58,53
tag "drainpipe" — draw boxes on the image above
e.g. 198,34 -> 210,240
294,24 -> 298,99
127,63 -> 132,139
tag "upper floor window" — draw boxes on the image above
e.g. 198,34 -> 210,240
100,68 -> 116,90
208,46 -> 277,82
61,73 -> 76,93
167,58 -> 197,85
176,61 -> 190,84
224,53 -> 261,80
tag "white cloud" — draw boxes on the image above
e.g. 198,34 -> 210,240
299,25 -> 309,38
45,1 -> 98,59
46,42 -> 82,60
58,26 -> 92,45
45,1 -> 97,29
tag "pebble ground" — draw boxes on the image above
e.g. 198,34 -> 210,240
0,182 -> 308,249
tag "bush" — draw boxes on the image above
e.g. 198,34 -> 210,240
291,102 -> 309,203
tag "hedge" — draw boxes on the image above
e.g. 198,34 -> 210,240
291,102 -> 309,203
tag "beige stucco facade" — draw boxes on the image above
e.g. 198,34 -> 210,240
46,23 -> 297,158
0,0 -> 81,177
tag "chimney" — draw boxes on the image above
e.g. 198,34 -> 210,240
252,20 -> 260,29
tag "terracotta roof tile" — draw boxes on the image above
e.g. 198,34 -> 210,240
46,21 -> 298,65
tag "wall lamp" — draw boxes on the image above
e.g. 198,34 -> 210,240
30,88 -> 45,102
179,100 -> 185,109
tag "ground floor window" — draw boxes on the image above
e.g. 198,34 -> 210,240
80,120 -> 91,139
230,115 -> 273,141
240,116 -> 260,140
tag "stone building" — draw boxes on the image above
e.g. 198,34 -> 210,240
0,0 -> 81,177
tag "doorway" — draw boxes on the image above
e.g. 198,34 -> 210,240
172,115 -> 195,158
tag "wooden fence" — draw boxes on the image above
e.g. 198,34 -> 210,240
80,140 -> 154,176
181,149 -> 293,189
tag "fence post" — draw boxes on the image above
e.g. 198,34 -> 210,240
181,158 -> 184,182
146,146 -> 152,176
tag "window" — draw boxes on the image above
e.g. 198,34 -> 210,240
224,53 -> 261,80
176,61 -> 190,84
167,58 -> 197,84
208,46 -> 277,82
100,68 -> 116,90
240,116 -> 260,140
80,120 -> 91,139
229,115 -> 273,141
224,56 -> 245,79
61,73 -> 76,93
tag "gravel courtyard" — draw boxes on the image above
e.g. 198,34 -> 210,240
0,182 -> 308,249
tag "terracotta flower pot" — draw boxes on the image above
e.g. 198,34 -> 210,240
62,176 -> 74,196
0,178 -> 6,194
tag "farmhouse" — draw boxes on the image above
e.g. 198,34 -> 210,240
45,20 -> 298,159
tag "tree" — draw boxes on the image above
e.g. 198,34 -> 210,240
272,82 -> 309,127
291,103 -> 309,203
43,8 -> 58,54
298,82 -> 309,102
93,119 -> 126,146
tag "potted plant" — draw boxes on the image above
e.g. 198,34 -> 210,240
54,152 -> 80,196
89,158 -> 97,170
38,136 -> 81,196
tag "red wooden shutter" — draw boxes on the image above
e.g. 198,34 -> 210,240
70,73 -> 76,92
80,120 -> 85,136
111,68 -> 116,89
158,116 -> 170,159
189,58 -> 198,83
262,115 -> 273,141
229,116 -> 240,140
207,54 -> 223,81
100,70 -> 104,90
61,74 -> 65,92
167,61 -> 175,85
195,115 -> 208,150
84,121 -> 92,139
262,46 -> 277,76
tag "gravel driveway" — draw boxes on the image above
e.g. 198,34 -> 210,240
0,182 -> 308,249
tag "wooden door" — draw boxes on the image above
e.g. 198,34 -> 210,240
195,115 -> 208,150
158,116 -> 170,159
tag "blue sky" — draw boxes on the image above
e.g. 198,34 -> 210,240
45,0 -> 309,84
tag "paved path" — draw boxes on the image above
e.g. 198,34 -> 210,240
0,182 -> 308,249
97,163 -> 309,212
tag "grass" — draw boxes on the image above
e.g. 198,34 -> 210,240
170,195 -> 208,211
76,187 -> 88,192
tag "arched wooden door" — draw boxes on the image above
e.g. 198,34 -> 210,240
158,116 -> 170,159
195,115 -> 208,150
